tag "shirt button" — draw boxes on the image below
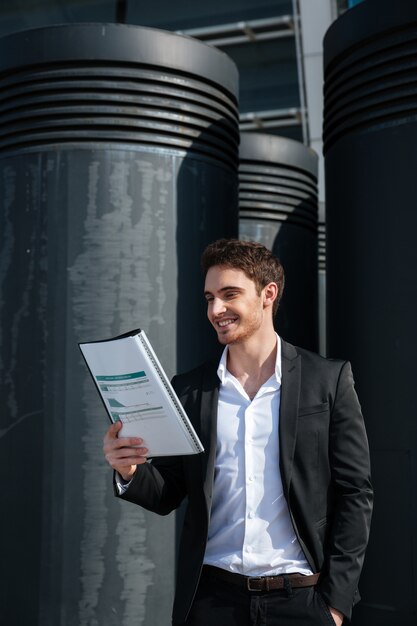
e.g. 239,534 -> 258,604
246,546 -> 252,553
248,476 -> 254,482
248,511 -> 255,519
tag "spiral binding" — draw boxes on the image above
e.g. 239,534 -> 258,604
137,331 -> 203,453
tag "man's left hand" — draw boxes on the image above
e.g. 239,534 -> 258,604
329,606 -> 344,625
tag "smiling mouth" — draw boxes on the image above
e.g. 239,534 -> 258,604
216,318 -> 237,328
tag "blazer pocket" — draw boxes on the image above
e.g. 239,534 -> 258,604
314,516 -> 328,529
298,402 -> 329,417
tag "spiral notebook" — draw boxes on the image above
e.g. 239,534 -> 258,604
79,328 -> 204,456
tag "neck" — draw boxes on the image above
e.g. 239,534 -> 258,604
226,326 -> 277,387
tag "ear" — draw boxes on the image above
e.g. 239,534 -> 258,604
262,282 -> 278,310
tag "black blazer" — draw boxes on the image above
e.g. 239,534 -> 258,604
118,340 -> 373,622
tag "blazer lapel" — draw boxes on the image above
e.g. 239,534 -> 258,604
279,340 -> 301,496
199,362 -> 219,502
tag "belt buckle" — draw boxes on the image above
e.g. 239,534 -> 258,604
247,576 -> 264,592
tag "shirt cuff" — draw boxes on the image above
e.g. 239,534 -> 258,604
115,472 -> 133,495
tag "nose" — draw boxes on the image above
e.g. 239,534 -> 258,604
211,297 -> 226,316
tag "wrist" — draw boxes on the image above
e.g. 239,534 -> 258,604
119,466 -> 137,482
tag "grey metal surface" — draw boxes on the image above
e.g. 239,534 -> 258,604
0,23 -> 238,626
324,1 -> 417,624
0,22 -> 238,99
238,132 -> 318,351
0,25 -> 239,169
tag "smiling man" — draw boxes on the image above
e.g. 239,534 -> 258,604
103,239 -> 373,626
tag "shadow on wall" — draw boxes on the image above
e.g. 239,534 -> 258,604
176,120 -> 239,376
272,210 -> 318,352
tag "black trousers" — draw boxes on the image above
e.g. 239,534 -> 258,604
175,568 -> 336,626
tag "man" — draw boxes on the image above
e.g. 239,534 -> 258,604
103,239 -> 373,625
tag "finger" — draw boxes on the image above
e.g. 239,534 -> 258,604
103,421 -> 121,443
105,446 -> 148,464
113,453 -> 147,467
108,451 -> 147,470
103,436 -> 144,453
110,445 -> 148,458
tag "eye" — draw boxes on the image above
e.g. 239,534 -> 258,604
205,295 -> 214,303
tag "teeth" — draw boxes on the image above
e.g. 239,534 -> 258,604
218,319 -> 235,327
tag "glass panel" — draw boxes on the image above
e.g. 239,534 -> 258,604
126,0 -> 293,31
221,37 -> 299,113
242,126 -> 303,141
0,0 -> 117,37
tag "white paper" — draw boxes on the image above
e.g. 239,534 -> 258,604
80,333 -> 203,456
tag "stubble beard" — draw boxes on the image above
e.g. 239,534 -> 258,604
216,307 -> 263,346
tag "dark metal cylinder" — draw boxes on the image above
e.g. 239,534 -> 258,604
324,2 -> 417,624
238,132 -> 319,351
0,23 -> 238,625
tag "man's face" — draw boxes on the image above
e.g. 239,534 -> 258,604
204,265 -> 266,345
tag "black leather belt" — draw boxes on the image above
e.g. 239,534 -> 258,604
203,565 -> 320,592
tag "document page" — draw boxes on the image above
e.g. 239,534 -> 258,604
80,333 -> 203,456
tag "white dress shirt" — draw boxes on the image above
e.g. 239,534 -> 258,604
203,335 -> 312,576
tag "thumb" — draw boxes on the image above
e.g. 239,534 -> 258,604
109,420 -> 123,436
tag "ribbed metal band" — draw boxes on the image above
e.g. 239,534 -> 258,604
318,222 -> 326,272
239,133 -> 318,231
0,24 -> 239,169
323,0 -> 417,153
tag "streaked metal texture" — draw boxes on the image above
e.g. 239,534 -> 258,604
324,1 -> 417,624
238,132 -> 318,351
0,23 -> 238,626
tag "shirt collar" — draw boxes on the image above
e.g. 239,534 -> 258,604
217,333 -> 282,385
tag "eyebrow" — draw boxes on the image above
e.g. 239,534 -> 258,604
204,285 -> 244,297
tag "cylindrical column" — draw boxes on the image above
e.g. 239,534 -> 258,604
324,2 -> 417,624
0,23 -> 238,625
239,132 -> 319,351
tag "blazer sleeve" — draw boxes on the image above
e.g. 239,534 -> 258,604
114,454 -> 187,515
318,361 -> 373,619
114,374 -> 188,515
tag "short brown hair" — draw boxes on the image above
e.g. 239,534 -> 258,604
201,239 -> 284,315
